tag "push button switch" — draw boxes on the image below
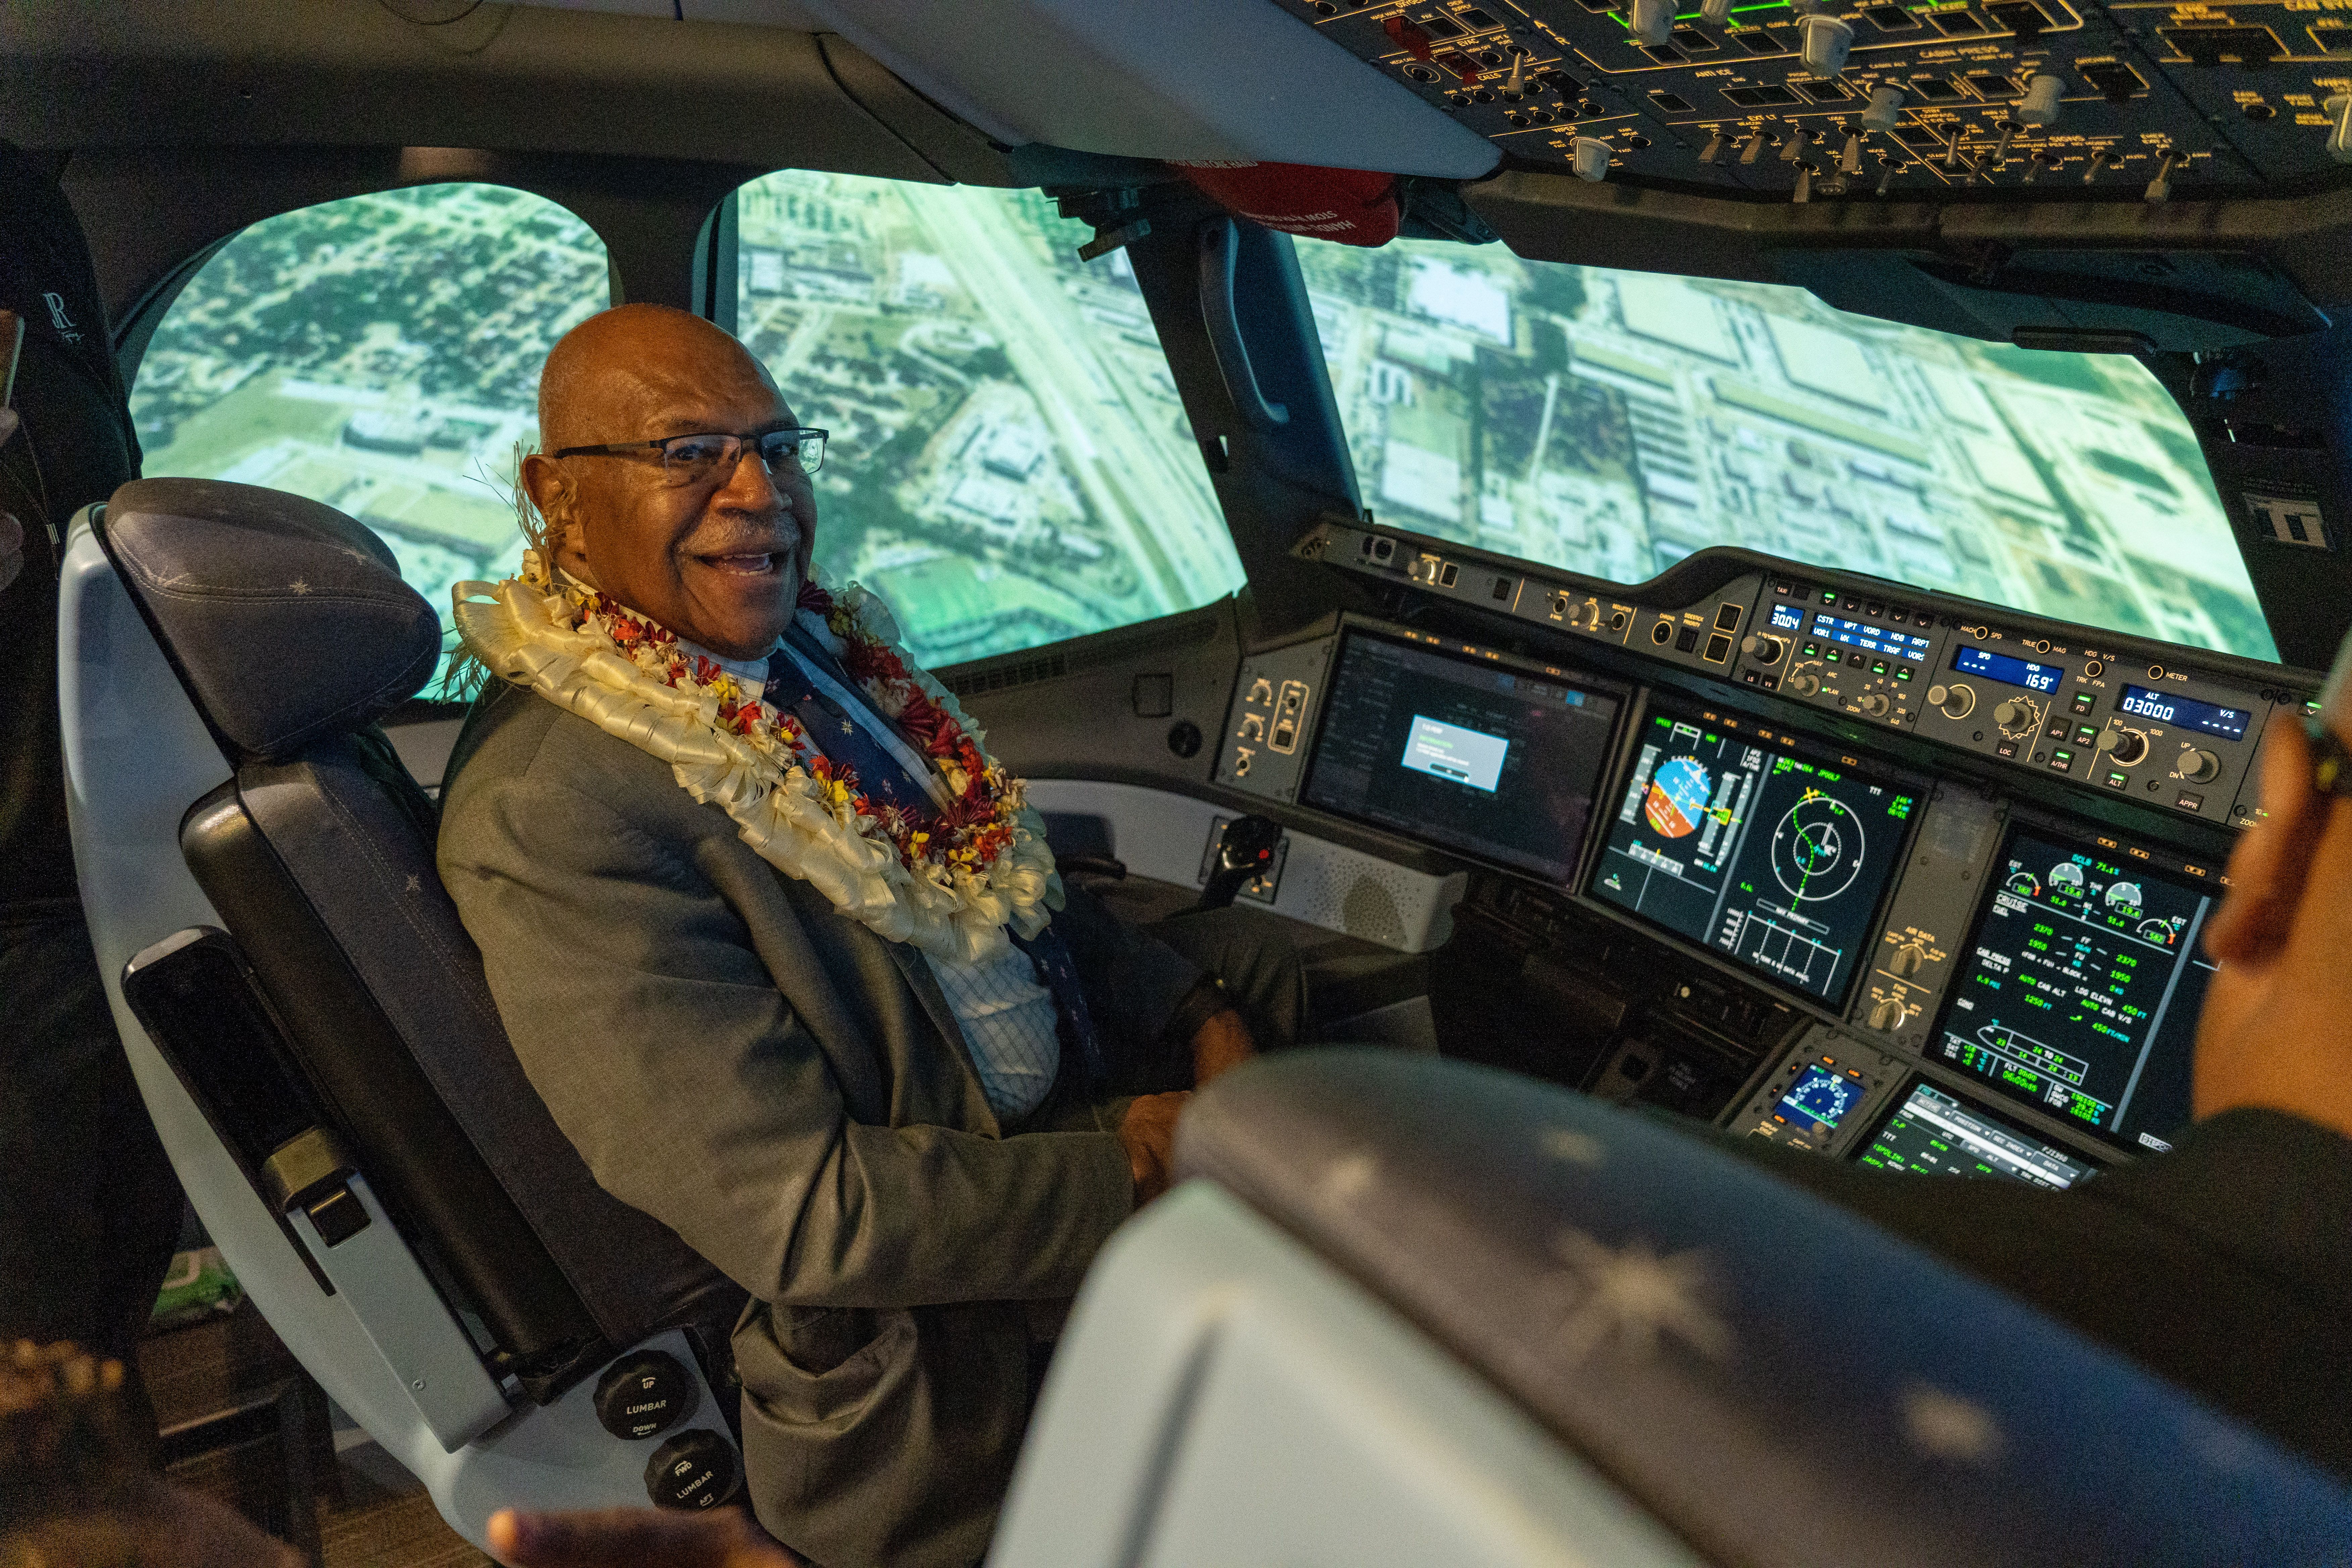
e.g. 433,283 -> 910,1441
645,1430 -> 742,1511
596,1350 -> 699,1440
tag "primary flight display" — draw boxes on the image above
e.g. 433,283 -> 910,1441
1587,703 -> 1918,1007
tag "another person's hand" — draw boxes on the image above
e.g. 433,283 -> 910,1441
0,511 -> 21,595
1189,1007 -> 1256,1086
1116,1090 -> 1190,1205
2195,671 -> 2352,1139
487,1505 -> 798,1567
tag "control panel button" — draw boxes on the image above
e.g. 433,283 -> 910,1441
644,1429 -> 743,1510
2069,691 -> 2098,715
2049,747 -> 2075,771
2176,791 -> 2205,811
596,1350 -> 699,1441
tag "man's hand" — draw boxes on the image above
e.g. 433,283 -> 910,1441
0,511 -> 22,595
2194,713 -> 2352,1140
1117,1090 -> 1190,1205
1190,1007 -> 1256,1086
487,1506 -> 798,1568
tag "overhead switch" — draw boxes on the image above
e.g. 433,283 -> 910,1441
1631,0 -> 1676,46
2329,96 -> 2352,163
2017,73 -> 2064,126
1701,0 -> 1735,20
1800,14 -> 1855,76
1572,137 -> 1614,181
1860,85 -> 1904,132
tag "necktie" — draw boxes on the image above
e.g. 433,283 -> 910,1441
764,635 -> 1107,1092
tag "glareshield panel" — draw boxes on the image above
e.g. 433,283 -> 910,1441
1296,237 -> 2274,662
131,184 -> 612,683
733,171 -> 1246,670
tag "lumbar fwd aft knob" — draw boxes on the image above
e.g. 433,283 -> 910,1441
645,1430 -> 743,1510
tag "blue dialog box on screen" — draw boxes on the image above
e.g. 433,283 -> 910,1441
1402,716 -> 1510,793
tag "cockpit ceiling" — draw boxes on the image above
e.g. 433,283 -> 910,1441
1272,0 -> 2352,199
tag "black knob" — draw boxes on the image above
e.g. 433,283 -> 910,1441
595,1351 -> 698,1440
1197,815 -> 1283,911
644,1429 -> 742,1511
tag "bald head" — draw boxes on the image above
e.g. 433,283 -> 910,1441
538,303 -> 780,455
522,304 -> 816,660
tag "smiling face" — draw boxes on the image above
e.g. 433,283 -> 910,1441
523,306 -> 817,661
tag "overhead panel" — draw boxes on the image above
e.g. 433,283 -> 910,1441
1268,0 -> 2352,199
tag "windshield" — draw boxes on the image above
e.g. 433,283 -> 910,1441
1295,237 -> 2275,663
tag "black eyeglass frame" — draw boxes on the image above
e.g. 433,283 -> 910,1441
550,427 -> 829,480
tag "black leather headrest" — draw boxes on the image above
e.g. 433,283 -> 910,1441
104,478 -> 440,762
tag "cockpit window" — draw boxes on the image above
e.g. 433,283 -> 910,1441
1296,238 -> 2276,662
130,183 -> 611,679
730,170 -> 1245,670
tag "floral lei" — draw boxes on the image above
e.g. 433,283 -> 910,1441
451,554 -> 1060,966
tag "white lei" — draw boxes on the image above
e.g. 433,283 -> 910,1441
452,566 -> 1062,966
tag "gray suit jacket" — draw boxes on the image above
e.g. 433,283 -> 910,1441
438,681 -> 1194,1567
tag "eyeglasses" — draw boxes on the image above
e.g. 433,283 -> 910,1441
550,427 -> 828,485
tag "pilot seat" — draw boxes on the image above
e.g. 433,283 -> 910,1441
58,478 -> 748,1544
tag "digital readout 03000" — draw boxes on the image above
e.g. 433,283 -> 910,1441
2117,684 -> 2251,742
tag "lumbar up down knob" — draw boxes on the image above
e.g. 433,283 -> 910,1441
595,1349 -> 699,1440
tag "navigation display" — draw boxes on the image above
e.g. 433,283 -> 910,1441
2118,684 -> 2252,742
1929,827 -> 2212,1154
1952,645 -> 2064,694
1855,1080 -> 2095,1188
1771,1063 -> 1868,1134
1586,703 -> 1919,1006
1304,631 -> 1622,883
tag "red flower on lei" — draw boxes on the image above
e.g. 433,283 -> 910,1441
567,580 -> 1024,880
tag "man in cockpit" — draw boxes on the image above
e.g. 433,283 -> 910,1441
436,304 -> 1298,1568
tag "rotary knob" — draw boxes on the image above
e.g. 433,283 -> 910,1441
644,1430 -> 743,1511
1891,942 -> 1926,977
1868,995 -> 1909,1030
1993,698 -> 2038,736
1740,633 -> 1786,665
1784,671 -> 1822,697
1857,691 -> 1892,718
595,1350 -> 698,1441
1571,599 -> 1603,632
2095,727 -> 2149,767
2180,747 -> 2221,783
1925,682 -> 1975,720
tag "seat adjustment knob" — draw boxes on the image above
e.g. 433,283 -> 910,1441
644,1429 -> 743,1511
596,1350 -> 698,1440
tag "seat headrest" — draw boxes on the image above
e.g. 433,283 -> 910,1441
104,478 -> 442,762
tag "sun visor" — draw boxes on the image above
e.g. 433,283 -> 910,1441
1176,161 -> 1402,248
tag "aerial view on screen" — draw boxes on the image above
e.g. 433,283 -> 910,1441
733,170 -> 1244,668
131,176 -> 1247,678
1294,236 -> 2276,661
131,183 -> 608,672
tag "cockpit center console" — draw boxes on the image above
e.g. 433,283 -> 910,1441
1206,521 -> 2321,1185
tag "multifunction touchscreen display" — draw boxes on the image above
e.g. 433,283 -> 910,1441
1303,631 -> 1622,883
1929,826 -> 2210,1154
1587,703 -> 1918,1007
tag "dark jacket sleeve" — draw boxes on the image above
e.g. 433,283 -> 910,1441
1048,880 -> 1220,1074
